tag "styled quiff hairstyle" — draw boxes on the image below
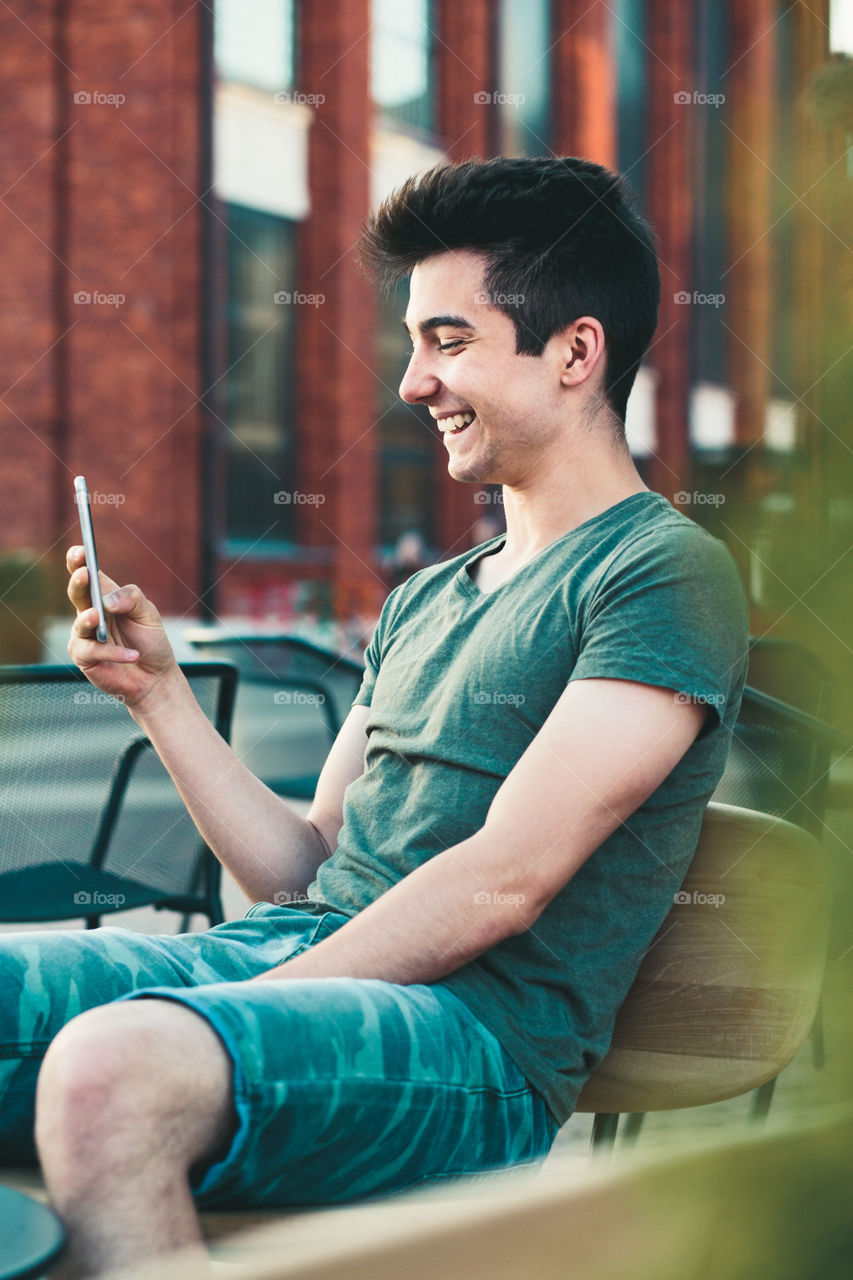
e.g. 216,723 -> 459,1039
358,156 -> 660,423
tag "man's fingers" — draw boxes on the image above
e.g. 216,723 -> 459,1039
72,607 -> 105,638
68,632 -> 139,664
66,545 -> 84,572
100,584 -> 143,615
67,563 -> 121,610
67,565 -> 91,609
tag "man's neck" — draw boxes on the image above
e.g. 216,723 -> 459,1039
495,446 -> 649,566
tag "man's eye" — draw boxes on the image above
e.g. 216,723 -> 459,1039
438,340 -> 464,351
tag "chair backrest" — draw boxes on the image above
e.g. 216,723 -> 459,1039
0,662 -> 236,924
712,685 -> 848,837
185,632 -> 364,728
185,633 -> 365,797
575,802 -> 829,1114
746,636 -> 834,719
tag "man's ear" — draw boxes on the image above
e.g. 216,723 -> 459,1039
557,318 -> 606,388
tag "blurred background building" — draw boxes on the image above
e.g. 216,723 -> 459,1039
0,1 -> 850,698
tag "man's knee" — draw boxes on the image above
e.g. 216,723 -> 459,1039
35,999 -> 235,1181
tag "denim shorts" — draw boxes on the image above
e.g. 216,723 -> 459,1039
0,904 -> 559,1208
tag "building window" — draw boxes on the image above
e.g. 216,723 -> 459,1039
376,281 -> 437,553
223,204 -> 297,546
214,0 -> 296,93
371,0 -> 436,134
497,0 -> 551,156
615,0 -> 647,208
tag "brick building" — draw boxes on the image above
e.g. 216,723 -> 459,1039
0,0 -> 845,641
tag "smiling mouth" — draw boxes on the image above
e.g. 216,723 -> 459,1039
436,410 -> 476,435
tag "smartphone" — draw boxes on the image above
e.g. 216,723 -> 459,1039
73,475 -> 108,642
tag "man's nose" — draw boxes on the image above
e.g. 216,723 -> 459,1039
399,352 -> 441,405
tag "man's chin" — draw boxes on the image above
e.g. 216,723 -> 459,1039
446,457 -> 499,486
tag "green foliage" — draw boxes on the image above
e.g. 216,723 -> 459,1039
0,553 -> 64,663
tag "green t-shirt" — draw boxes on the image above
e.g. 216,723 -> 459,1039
304,491 -> 749,1126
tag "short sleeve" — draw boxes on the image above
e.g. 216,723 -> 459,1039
568,526 -> 749,732
352,621 -> 380,708
350,582 -> 405,709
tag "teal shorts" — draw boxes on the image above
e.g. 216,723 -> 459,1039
0,905 -> 558,1208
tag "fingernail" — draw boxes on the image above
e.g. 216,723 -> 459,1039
103,592 -> 118,608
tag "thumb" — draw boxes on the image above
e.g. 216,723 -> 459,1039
102,583 -> 158,622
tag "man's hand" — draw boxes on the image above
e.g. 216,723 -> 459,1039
66,546 -> 179,712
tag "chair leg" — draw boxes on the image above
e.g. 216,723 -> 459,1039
590,1113 -> 620,1153
750,1077 -> 777,1122
621,1112 -> 646,1146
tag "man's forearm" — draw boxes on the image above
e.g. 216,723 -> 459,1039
129,665 -> 329,903
253,832 -> 533,985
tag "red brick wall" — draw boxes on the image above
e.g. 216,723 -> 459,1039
725,0 -> 776,451
0,0 -> 206,618
645,0 -> 694,497
551,0 -> 617,168
433,0 -> 501,559
0,0 -> 63,560
288,0 -> 384,618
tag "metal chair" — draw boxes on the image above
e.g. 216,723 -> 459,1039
745,635 -> 835,720
576,803 -> 830,1151
714,685 -> 846,840
0,662 -> 237,929
185,632 -> 365,799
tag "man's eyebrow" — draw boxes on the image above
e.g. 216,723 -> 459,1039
401,314 -> 477,336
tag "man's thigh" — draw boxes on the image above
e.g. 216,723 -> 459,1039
119,973 -> 559,1209
0,906 -> 346,1161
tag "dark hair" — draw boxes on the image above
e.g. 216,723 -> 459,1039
358,156 -> 660,423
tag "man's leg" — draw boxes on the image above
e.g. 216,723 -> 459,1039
35,999 -> 233,1280
0,906 -> 341,1163
29,966 -> 559,1279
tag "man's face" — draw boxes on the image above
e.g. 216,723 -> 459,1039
400,249 -> 567,487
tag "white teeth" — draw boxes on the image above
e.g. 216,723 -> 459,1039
437,411 -> 475,433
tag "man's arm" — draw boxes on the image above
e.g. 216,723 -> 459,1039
66,547 -> 369,903
127,679 -> 370,904
254,677 -> 707,983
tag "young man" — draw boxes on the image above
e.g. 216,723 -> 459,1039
1,156 -> 747,1277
